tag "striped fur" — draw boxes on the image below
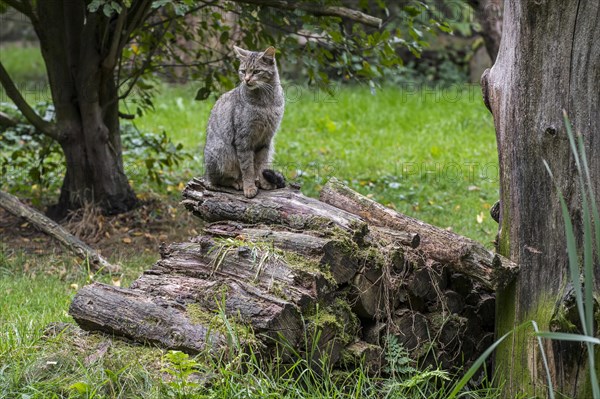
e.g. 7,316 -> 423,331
203,46 -> 284,198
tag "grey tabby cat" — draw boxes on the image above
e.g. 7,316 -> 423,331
204,45 -> 285,198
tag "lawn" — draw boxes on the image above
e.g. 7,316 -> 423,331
1,43 -> 502,398
133,81 -> 499,245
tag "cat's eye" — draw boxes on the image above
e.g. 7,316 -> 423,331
239,69 -> 246,74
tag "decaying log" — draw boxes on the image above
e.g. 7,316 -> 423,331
70,177 -> 517,372
182,177 -> 368,237
339,340 -> 383,372
204,222 -> 361,285
69,282 -> 224,352
70,223 -> 357,354
155,238 -> 333,307
0,190 -> 119,273
320,178 -> 518,289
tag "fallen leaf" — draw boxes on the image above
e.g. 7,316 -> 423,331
122,237 -> 132,244
476,212 -> 484,224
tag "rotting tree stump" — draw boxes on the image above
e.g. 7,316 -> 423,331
70,177 -> 518,371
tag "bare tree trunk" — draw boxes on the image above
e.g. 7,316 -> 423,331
482,1 -> 600,397
32,1 -> 138,217
468,0 -> 503,62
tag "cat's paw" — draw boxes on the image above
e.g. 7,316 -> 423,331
243,184 -> 258,198
231,181 -> 243,190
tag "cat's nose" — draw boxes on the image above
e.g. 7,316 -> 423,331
244,74 -> 251,83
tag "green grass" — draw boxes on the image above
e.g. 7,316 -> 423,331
0,248 -> 502,399
1,43 -> 502,398
1,43 -> 499,245
0,43 -> 47,84
133,82 -> 498,245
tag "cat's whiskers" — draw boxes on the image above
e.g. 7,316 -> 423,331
257,81 -> 276,97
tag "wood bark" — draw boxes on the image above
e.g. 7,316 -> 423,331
482,1 -> 600,397
182,178 -> 369,236
0,190 -> 119,273
320,178 -> 518,290
70,282 -> 225,353
204,222 -> 363,285
1,1 -> 143,217
0,111 -> 17,128
467,0 -> 503,62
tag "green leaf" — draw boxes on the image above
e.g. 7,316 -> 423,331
531,320 -> 555,399
69,382 -> 90,394
403,5 -> 422,17
152,0 -> 172,9
103,4 -> 114,17
195,87 -> 211,101
219,30 -> 230,45
111,1 -> 122,14
88,0 -> 104,12
535,332 -> 600,345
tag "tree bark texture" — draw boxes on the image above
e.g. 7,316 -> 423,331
71,179 -> 517,374
7,1 -> 143,217
483,1 -> 600,397
468,0 -> 503,62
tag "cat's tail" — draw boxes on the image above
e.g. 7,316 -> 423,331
262,169 -> 286,188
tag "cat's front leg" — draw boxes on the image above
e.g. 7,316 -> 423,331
237,149 -> 258,198
254,146 -> 276,190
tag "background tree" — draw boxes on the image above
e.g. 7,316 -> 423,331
0,0 -> 449,217
482,0 -> 599,397
467,0 -> 502,62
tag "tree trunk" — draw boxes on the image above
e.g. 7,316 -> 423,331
483,1 -> 600,397
468,0 -> 503,62
33,1 -> 137,217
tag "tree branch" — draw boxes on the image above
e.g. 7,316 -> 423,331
232,0 -> 382,28
0,62 -> 59,140
0,190 -> 120,274
0,111 -> 17,128
118,20 -> 173,101
102,7 -> 128,71
120,0 -> 153,50
2,0 -> 33,18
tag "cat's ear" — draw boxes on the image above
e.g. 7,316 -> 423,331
262,46 -> 276,58
233,46 -> 251,59
259,46 -> 276,64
